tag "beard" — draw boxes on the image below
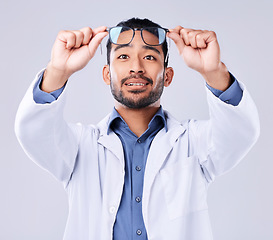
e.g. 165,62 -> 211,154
110,74 -> 165,109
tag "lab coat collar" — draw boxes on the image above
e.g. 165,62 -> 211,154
98,109 -> 186,138
97,109 -> 187,171
106,106 -> 168,135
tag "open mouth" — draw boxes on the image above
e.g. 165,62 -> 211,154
122,74 -> 153,88
125,82 -> 150,86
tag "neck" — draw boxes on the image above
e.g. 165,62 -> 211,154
115,102 -> 161,137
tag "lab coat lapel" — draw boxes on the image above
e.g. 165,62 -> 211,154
146,111 -> 187,176
142,112 -> 187,228
144,118 -> 186,185
97,116 -> 125,169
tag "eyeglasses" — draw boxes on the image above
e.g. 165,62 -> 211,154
107,26 -> 169,46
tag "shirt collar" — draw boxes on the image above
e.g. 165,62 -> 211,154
107,106 -> 168,135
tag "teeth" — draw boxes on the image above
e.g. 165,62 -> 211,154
128,83 -> 145,86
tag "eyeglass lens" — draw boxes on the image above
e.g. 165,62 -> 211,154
109,27 -> 166,46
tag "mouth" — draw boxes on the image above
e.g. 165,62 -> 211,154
122,74 -> 153,89
124,79 -> 151,92
125,82 -> 150,87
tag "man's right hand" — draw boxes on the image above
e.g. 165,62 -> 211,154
41,26 -> 108,93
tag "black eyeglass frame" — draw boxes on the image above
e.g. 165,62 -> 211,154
107,26 -> 170,46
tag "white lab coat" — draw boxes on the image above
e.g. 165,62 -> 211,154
15,70 -> 260,240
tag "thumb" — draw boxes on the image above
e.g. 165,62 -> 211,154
167,31 -> 185,55
88,31 -> 108,58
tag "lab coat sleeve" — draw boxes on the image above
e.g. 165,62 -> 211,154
14,70 -> 83,188
190,81 -> 260,183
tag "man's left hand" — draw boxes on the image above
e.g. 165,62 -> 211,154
168,26 -> 231,91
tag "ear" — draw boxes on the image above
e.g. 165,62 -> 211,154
164,67 -> 174,87
103,65 -> 111,85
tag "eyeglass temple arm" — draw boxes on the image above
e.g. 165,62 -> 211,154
99,28 -> 111,55
165,36 -> 171,63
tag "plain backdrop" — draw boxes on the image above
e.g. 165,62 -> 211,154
1,0 -> 272,239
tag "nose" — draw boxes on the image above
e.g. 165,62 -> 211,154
129,57 -> 145,74
130,69 -> 143,74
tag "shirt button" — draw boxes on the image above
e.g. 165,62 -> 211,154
135,196 -> 141,203
136,229 -> 142,235
109,206 -> 116,214
136,166 -> 141,171
137,139 -> 142,143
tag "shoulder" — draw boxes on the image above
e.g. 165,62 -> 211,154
164,109 -> 209,132
76,113 -> 111,140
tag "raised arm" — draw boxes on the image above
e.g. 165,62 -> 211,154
168,26 -> 260,182
14,26 -> 108,187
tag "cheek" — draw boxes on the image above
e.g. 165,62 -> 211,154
148,62 -> 164,75
110,63 -> 126,80
109,65 -> 119,82
154,68 -> 165,81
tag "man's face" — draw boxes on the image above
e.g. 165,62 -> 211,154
103,30 -> 172,109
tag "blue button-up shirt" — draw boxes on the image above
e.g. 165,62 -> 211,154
108,107 -> 167,240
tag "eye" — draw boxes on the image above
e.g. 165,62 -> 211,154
118,54 -> 129,60
144,55 -> 156,61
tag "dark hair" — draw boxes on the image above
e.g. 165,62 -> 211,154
106,17 -> 169,68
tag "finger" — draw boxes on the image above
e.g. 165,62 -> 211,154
180,28 -> 194,46
195,33 -> 207,48
194,30 -> 217,49
202,31 -> 217,44
79,27 -> 93,45
91,26 -> 108,36
169,25 -> 183,35
167,31 -> 185,55
71,30 -> 85,48
187,30 -> 203,49
88,31 -> 109,57
58,31 -> 76,50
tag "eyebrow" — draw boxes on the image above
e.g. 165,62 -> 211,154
113,44 -> 131,52
113,44 -> 161,55
142,45 -> 161,55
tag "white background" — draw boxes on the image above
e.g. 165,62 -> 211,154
1,0 -> 272,239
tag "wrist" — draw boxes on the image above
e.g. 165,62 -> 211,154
201,62 -> 231,91
41,63 -> 70,93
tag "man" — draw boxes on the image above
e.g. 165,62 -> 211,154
15,18 -> 260,240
